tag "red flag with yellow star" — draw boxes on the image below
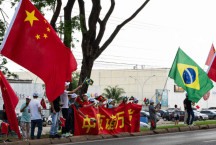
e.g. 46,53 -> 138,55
0,71 -> 21,139
0,0 -> 77,101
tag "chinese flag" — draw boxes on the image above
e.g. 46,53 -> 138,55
205,44 -> 215,66
40,98 -> 47,109
1,122 -> 9,134
0,0 -> 77,102
60,117 -> 66,127
0,71 -> 21,139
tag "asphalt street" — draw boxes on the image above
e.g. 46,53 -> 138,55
56,129 -> 216,145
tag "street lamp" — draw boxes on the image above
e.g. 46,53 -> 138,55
129,75 -> 155,101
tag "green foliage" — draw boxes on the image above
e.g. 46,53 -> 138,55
11,0 -> 55,12
69,72 -> 80,90
103,85 -> 125,103
0,19 -> 6,44
0,57 -> 18,79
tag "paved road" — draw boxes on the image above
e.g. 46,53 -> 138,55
57,129 -> 216,145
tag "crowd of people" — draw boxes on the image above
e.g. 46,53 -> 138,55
1,82 -> 140,141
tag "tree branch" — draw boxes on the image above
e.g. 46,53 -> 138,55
95,0 -> 115,47
78,0 -> 87,36
88,0 -> 101,41
50,0 -> 62,31
64,0 -> 76,48
96,0 -> 150,58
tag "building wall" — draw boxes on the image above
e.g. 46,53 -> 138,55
87,68 -> 216,110
6,68 -> 216,111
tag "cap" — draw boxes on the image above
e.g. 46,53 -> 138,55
70,93 -> 77,99
83,93 -> 90,98
89,97 -> 95,102
65,82 -> 70,86
33,93 -> 39,97
108,99 -> 113,104
26,96 -> 31,99
150,99 -> 154,103
133,98 -> 138,103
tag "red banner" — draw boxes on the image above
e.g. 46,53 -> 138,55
74,103 -> 142,135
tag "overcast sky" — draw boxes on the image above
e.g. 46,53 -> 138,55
1,0 -> 216,71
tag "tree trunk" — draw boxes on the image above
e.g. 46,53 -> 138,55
79,55 -> 94,94
64,0 -> 76,48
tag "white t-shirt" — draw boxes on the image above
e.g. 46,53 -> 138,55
60,90 -> 69,108
29,98 -> 42,120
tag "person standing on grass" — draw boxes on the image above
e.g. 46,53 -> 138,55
174,104 -> 180,125
183,93 -> 194,126
49,96 -> 61,139
149,99 -> 158,130
28,93 -> 43,139
60,82 -> 82,137
20,96 -> 31,140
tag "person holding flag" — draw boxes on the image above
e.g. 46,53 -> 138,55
60,82 -> 82,137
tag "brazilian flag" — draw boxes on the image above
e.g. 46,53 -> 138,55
169,48 -> 214,103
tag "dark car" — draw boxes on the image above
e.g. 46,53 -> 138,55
162,111 -> 172,121
158,109 -> 167,117
170,110 -> 185,121
200,110 -> 216,119
170,110 -> 199,121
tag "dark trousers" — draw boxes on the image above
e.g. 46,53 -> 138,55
31,119 -> 42,139
187,109 -> 194,125
67,108 -> 74,134
61,108 -> 69,134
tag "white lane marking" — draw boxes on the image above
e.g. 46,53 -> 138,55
203,140 -> 216,143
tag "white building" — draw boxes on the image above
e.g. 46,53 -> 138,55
1,68 -> 215,111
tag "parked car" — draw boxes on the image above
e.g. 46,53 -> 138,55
158,109 -> 167,117
140,111 -> 149,124
200,110 -> 216,119
162,110 -> 172,121
170,110 -> 185,121
169,110 -> 200,122
207,107 -> 216,112
194,110 -> 208,120
166,108 -> 175,113
140,110 -> 160,122
47,115 -> 52,125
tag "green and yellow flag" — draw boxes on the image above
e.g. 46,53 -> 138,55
168,48 -> 214,103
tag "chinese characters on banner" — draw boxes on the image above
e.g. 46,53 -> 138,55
73,103 -> 142,135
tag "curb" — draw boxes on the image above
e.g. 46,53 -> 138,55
198,125 -> 208,129
167,127 -> 179,133
140,130 -> 154,136
207,124 -> 216,129
189,126 -> 199,131
113,132 -> 131,138
85,135 -> 103,140
101,134 -> 113,139
179,126 -> 191,132
152,129 -> 168,134
50,137 -> 70,144
69,136 -> 87,142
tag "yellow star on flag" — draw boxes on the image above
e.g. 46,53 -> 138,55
35,34 -> 40,40
24,10 -> 39,26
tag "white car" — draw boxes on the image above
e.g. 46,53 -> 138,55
194,110 -> 208,120
47,115 -> 52,125
140,122 -> 150,128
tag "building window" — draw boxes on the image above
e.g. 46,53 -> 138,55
174,85 -> 184,92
